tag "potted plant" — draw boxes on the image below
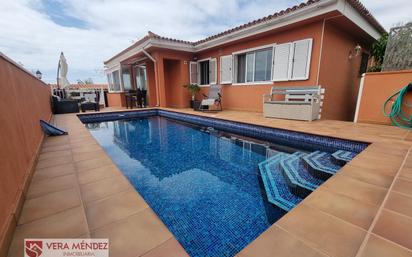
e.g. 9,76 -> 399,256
183,84 -> 201,109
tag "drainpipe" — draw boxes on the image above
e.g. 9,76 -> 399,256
141,43 -> 160,107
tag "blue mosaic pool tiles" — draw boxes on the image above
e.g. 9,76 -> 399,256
78,109 -> 369,154
279,152 -> 324,198
258,153 -> 302,211
88,116 -> 286,257
332,150 -> 357,165
77,109 -> 157,123
303,151 -> 341,180
157,110 -> 368,154
83,111 -> 363,257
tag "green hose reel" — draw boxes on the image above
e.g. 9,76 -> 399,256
383,83 -> 412,129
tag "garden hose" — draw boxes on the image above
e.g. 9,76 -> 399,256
383,83 -> 412,129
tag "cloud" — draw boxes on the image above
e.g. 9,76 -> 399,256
0,0 -> 411,83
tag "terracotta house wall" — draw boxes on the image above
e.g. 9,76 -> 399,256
164,60 -> 182,108
193,21 -> 324,112
152,50 -> 192,108
317,22 -> 366,121
356,70 -> 412,125
0,55 -> 51,255
107,92 -> 126,107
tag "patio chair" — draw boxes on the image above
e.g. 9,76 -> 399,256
80,91 -> 100,112
51,95 -> 79,114
199,84 -> 222,112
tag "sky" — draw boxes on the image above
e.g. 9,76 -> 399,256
0,0 -> 411,84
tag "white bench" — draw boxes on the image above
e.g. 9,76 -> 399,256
263,86 -> 324,121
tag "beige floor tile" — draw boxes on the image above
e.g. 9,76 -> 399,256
304,187 -> 379,229
239,225 -> 327,257
72,149 -> 107,162
348,155 -> 402,176
80,176 -> 131,203
75,156 -> 113,172
339,165 -> 394,188
363,143 -> 410,157
91,209 -> 172,257
385,192 -> 412,218
322,174 -> 387,206
71,145 -> 102,154
26,174 -> 78,199
39,150 -> 72,161
400,167 -> 412,181
277,204 -> 366,257
141,238 -> 189,257
77,164 -> 121,184
360,234 -> 412,257
32,163 -> 76,181
373,209 -> 412,250
36,156 -> 73,169
41,144 -> 71,153
18,188 -> 81,225
393,179 -> 412,196
7,207 -> 88,257
70,137 -> 93,145
86,190 -> 148,230
42,136 -> 70,147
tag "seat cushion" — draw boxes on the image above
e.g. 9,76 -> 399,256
201,99 -> 216,105
264,100 -> 311,105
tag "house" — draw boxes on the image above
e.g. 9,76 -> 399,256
50,84 -> 109,106
50,83 -> 108,91
103,0 -> 385,121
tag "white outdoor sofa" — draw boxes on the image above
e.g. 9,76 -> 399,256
263,86 -> 324,121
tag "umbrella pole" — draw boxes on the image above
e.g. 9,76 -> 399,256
56,60 -> 60,89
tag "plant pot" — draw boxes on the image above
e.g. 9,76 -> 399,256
191,100 -> 201,111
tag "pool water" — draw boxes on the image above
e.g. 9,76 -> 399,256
87,116 -> 296,257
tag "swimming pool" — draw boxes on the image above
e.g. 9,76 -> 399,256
81,110 -> 368,257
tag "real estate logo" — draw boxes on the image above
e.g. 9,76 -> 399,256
24,239 -> 109,257
25,240 -> 43,257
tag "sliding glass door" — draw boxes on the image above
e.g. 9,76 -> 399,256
133,65 -> 149,105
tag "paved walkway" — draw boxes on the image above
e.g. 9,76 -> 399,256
7,108 -> 412,257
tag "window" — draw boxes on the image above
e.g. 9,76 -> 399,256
134,66 -> 147,90
236,54 -> 246,83
121,66 -> 132,91
273,38 -> 313,81
107,70 -> 121,92
234,48 -> 273,83
189,58 -> 217,86
199,60 -> 209,85
254,49 -> 273,81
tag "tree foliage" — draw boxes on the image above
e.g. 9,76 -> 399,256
368,33 -> 388,72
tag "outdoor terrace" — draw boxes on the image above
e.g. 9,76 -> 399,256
5,107 -> 412,257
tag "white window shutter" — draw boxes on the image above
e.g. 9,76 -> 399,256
197,62 -> 201,85
291,38 -> 312,80
209,58 -> 217,84
272,43 -> 293,81
189,62 -> 198,84
220,55 -> 232,84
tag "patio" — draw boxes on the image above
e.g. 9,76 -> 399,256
5,107 -> 412,257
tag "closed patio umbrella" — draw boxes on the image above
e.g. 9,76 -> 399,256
57,52 -> 70,89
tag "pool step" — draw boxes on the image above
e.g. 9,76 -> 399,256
302,151 -> 341,180
258,153 -> 302,212
280,152 -> 324,198
332,150 -> 357,166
